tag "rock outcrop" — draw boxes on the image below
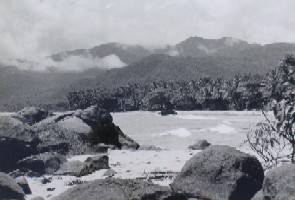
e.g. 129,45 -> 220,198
0,106 -> 138,174
84,155 -> 109,170
0,172 -> 25,200
171,145 -> 264,200
17,153 -> 66,175
53,179 -> 184,200
188,140 -> 211,150
0,115 -> 36,140
55,155 -> 109,177
38,105 -> 139,152
262,164 -> 295,200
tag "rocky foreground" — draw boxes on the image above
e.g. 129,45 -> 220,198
0,107 -> 295,200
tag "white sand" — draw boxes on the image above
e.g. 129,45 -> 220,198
25,150 -> 200,200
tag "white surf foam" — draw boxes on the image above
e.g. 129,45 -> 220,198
209,122 -> 235,134
159,128 -> 192,138
177,115 -> 217,120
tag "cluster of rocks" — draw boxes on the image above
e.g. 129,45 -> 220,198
1,107 -> 295,199
0,106 -> 140,199
0,106 -> 139,173
52,145 -> 295,200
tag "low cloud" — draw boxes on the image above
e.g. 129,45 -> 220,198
54,54 -> 126,71
0,54 -> 126,72
197,44 -> 217,54
167,48 -> 179,57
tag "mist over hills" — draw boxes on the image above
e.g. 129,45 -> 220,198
66,37 -> 295,87
51,36 -> 295,66
1,36 -> 295,111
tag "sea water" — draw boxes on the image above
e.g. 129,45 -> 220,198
112,111 -> 268,150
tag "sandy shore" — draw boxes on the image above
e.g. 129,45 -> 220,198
25,149 -> 200,199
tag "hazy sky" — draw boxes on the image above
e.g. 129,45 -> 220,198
0,0 -> 294,70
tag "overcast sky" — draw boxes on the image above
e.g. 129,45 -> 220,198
0,0 -> 294,70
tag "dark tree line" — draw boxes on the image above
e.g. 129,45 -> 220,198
67,74 -> 270,111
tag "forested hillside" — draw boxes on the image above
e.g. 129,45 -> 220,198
1,36 -> 295,111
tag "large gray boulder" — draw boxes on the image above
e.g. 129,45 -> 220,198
84,155 -> 109,170
262,164 -> 295,200
33,122 -> 87,155
54,161 -> 91,177
55,155 -> 109,177
17,153 -> 66,175
188,140 -> 211,150
53,179 -> 183,200
171,145 -> 264,200
0,172 -> 25,200
0,115 -> 37,140
36,106 -> 139,153
57,116 -> 93,135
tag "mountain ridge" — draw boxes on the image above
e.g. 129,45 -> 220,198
1,36 -> 295,111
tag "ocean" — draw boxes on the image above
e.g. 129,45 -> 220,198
112,111 -> 268,150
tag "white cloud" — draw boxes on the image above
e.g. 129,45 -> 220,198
0,0 -> 294,70
53,54 -> 126,71
0,54 -> 126,71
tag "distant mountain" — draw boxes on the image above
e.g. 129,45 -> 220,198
50,37 -> 256,64
1,36 -> 295,111
174,36 -> 255,57
50,36 -> 295,70
71,41 -> 295,88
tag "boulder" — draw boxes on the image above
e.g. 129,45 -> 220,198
54,161 -> 93,177
17,153 -> 66,175
15,176 -> 31,194
55,155 -> 109,177
13,107 -> 51,125
188,140 -> 211,150
262,164 -> 295,200
160,109 -> 177,116
171,145 -> 264,200
0,137 -> 38,172
0,115 -> 37,140
90,123 -> 140,150
0,172 -> 25,200
33,122 -> 86,155
84,155 -> 109,170
53,179 -> 175,200
57,116 -> 93,135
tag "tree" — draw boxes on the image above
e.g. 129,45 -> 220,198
247,55 -> 295,169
